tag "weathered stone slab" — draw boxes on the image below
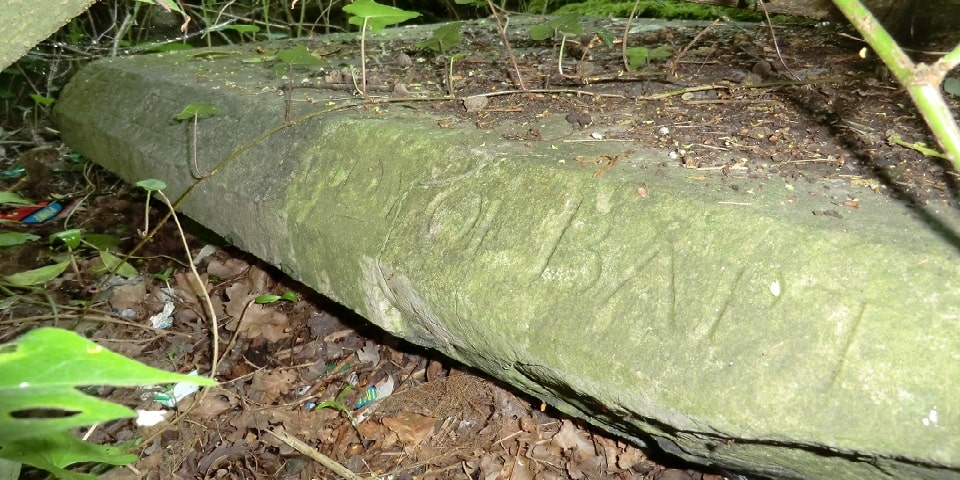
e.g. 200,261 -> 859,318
54,22 -> 960,479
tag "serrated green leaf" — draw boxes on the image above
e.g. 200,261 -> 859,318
0,192 -> 33,205
277,45 -> 325,66
0,232 -> 40,247
2,261 -> 70,287
625,46 -> 649,70
0,328 -> 217,443
343,0 -> 421,33
136,179 -> 167,191
173,103 -> 221,121
0,431 -> 135,480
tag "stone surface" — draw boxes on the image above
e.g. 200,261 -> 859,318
0,0 -> 97,72
54,22 -> 960,480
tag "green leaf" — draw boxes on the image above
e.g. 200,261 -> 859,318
29,94 -> 55,107
648,45 -> 673,62
415,22 -> 463,53
0,432 -> 135,480
2,261 -> 70,287
220,24 -> 260,34
625,46 -> 649,70
596,26 -> 616,48
277,45 -> 325,66
530,13 -> 582,41
173,103 -> 221,121
0,191 -> 33,205
945,77 -> 960,98
554,13 -> 583,36
0,232 -> 40,247
94,250 -> 138,279
80,233 -> 122,251
136,179 -> 167,191
280,290 -> 299,302
0,328 -> 215,475
343,0 -> 421,33
153,266 -> 174,282
529,23 -> 554,42
50,229 -> 84,250
254,294 -> 281,304
0,328 -> 216,443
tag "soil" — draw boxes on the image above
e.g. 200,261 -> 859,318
2,10 -> 959,480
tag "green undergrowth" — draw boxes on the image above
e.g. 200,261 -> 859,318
551,0 -> 804,23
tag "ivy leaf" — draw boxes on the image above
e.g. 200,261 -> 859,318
277,45 -> 325,66
416,22 -> 463,53
136,179 -> 167,191
343,0 -> 421,33
530,13 -> 582,41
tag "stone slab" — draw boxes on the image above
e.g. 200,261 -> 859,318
54,22 -> 960,479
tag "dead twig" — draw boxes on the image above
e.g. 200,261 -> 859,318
268,428 -> 366,480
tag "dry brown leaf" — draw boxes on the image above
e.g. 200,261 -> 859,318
250,369 -> 298,404
207,257 -> 249,279
108,280 -> 146,311
192,394 -> 233,418
551,420 -> 596,462
381,411 -> 437,446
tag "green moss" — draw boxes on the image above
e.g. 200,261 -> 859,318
550,0 -> 802,23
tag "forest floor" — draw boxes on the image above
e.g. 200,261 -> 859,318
2,11 -> 959,480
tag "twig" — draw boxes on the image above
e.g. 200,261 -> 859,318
757,0 -> 801,81
485,0 -> 525,90
669,19 -> 720,77
268,428 -> 366,480
621,0 -> 641,71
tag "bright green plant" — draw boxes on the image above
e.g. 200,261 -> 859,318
416,22 -> 465,54
254,290 -> 299,304
624,44 -> 673,70
0,228 -> 135,293
0,327 -> 216,479
312,384 -> 355,420
342,0 -> 421,98
529,12 -> 583,75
